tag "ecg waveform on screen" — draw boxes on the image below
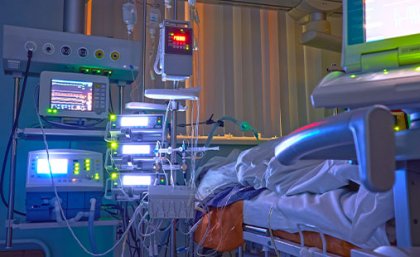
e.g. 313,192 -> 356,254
50,80 -> 93,112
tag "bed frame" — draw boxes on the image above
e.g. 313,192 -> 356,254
238,226 -> 340,257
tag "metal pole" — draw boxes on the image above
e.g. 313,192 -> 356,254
5,76 -> 21,248
141,0 -> 147,102
63,0 -> 85,33
237,245 -> 243,257
119,83 -> 125,114
170,3 -> 178,257
169,98 -> 177,257
170,219 -> 177,257
173,0 -> 178,19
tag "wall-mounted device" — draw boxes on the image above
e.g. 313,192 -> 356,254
2,25 -> 141,82
26,149 -> 103,222
38,71 -> 109,119
158,20 -> 193,81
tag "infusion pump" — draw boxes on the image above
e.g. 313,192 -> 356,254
26,149 -> 103,192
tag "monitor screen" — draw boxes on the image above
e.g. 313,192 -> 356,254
344,0 -> 420,72
37,159 -> 68,175
39,71 -> 109,119
365,0 -> 420,42
50,79 -> 93,112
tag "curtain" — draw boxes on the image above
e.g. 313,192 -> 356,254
185,2 -> 341,138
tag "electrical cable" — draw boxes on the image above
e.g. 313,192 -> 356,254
0,50 -> 33,216
268,205 -> 280,257
34,99 -> 150,257
153,31 -> 163,75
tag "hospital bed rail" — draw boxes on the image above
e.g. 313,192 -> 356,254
274,105 -> 395,193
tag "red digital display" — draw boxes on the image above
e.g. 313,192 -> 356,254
165,26 -> 193,55
173,35 -> 186,42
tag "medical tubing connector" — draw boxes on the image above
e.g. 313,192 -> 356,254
204,116 -> 259,147
88,198 -> 98,254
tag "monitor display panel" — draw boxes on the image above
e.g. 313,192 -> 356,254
37,159 -> 68,175
50,79 -> 93,112
365,0 -> 420,43
39,71 -> 109,119
343,0 -> 420,72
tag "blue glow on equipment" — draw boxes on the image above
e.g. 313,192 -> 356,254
120,116 -> 150,127
26,149 -> 104,222
36,159 -> 68,175
122,174 -> 152,186
121,144 -> 151,155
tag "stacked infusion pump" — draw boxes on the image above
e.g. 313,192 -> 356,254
107,114 -> 167,200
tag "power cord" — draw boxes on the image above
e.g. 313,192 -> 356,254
0,50 -> 33,216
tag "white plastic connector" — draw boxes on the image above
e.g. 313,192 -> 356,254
90,198 -> 96,211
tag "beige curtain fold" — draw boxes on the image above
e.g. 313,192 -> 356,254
186,2 -> 341,138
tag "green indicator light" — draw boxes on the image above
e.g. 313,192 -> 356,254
94,173 -> 100,180
108,71 -> 112,75
383,69 -> 389,75
86,167 -> 91,171
47,109 -> 52,113
350,74 -> 356,79
85,159 -> 91,163
74,170 -> 80,175
52,109 -> 58,114
109,114 -> 117,121
110,142 -> 118,150
111,172 -> 118,180
394,126 -> 400,131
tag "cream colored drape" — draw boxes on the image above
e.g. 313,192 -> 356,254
185,2 -> 341,138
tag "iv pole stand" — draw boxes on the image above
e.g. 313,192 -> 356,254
5,75 -> 22,248
169,2 -> 178,257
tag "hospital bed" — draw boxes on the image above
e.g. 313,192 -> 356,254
194,106 -> 396,257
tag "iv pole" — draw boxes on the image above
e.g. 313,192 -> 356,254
169,3 -> 178,257
5,75 -> 22,248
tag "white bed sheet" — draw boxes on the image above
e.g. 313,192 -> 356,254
244,188 -> 393,249
196,143 -> 395,250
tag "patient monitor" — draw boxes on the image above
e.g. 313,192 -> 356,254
312,0 -> 420,110
38,71 -> 109,119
